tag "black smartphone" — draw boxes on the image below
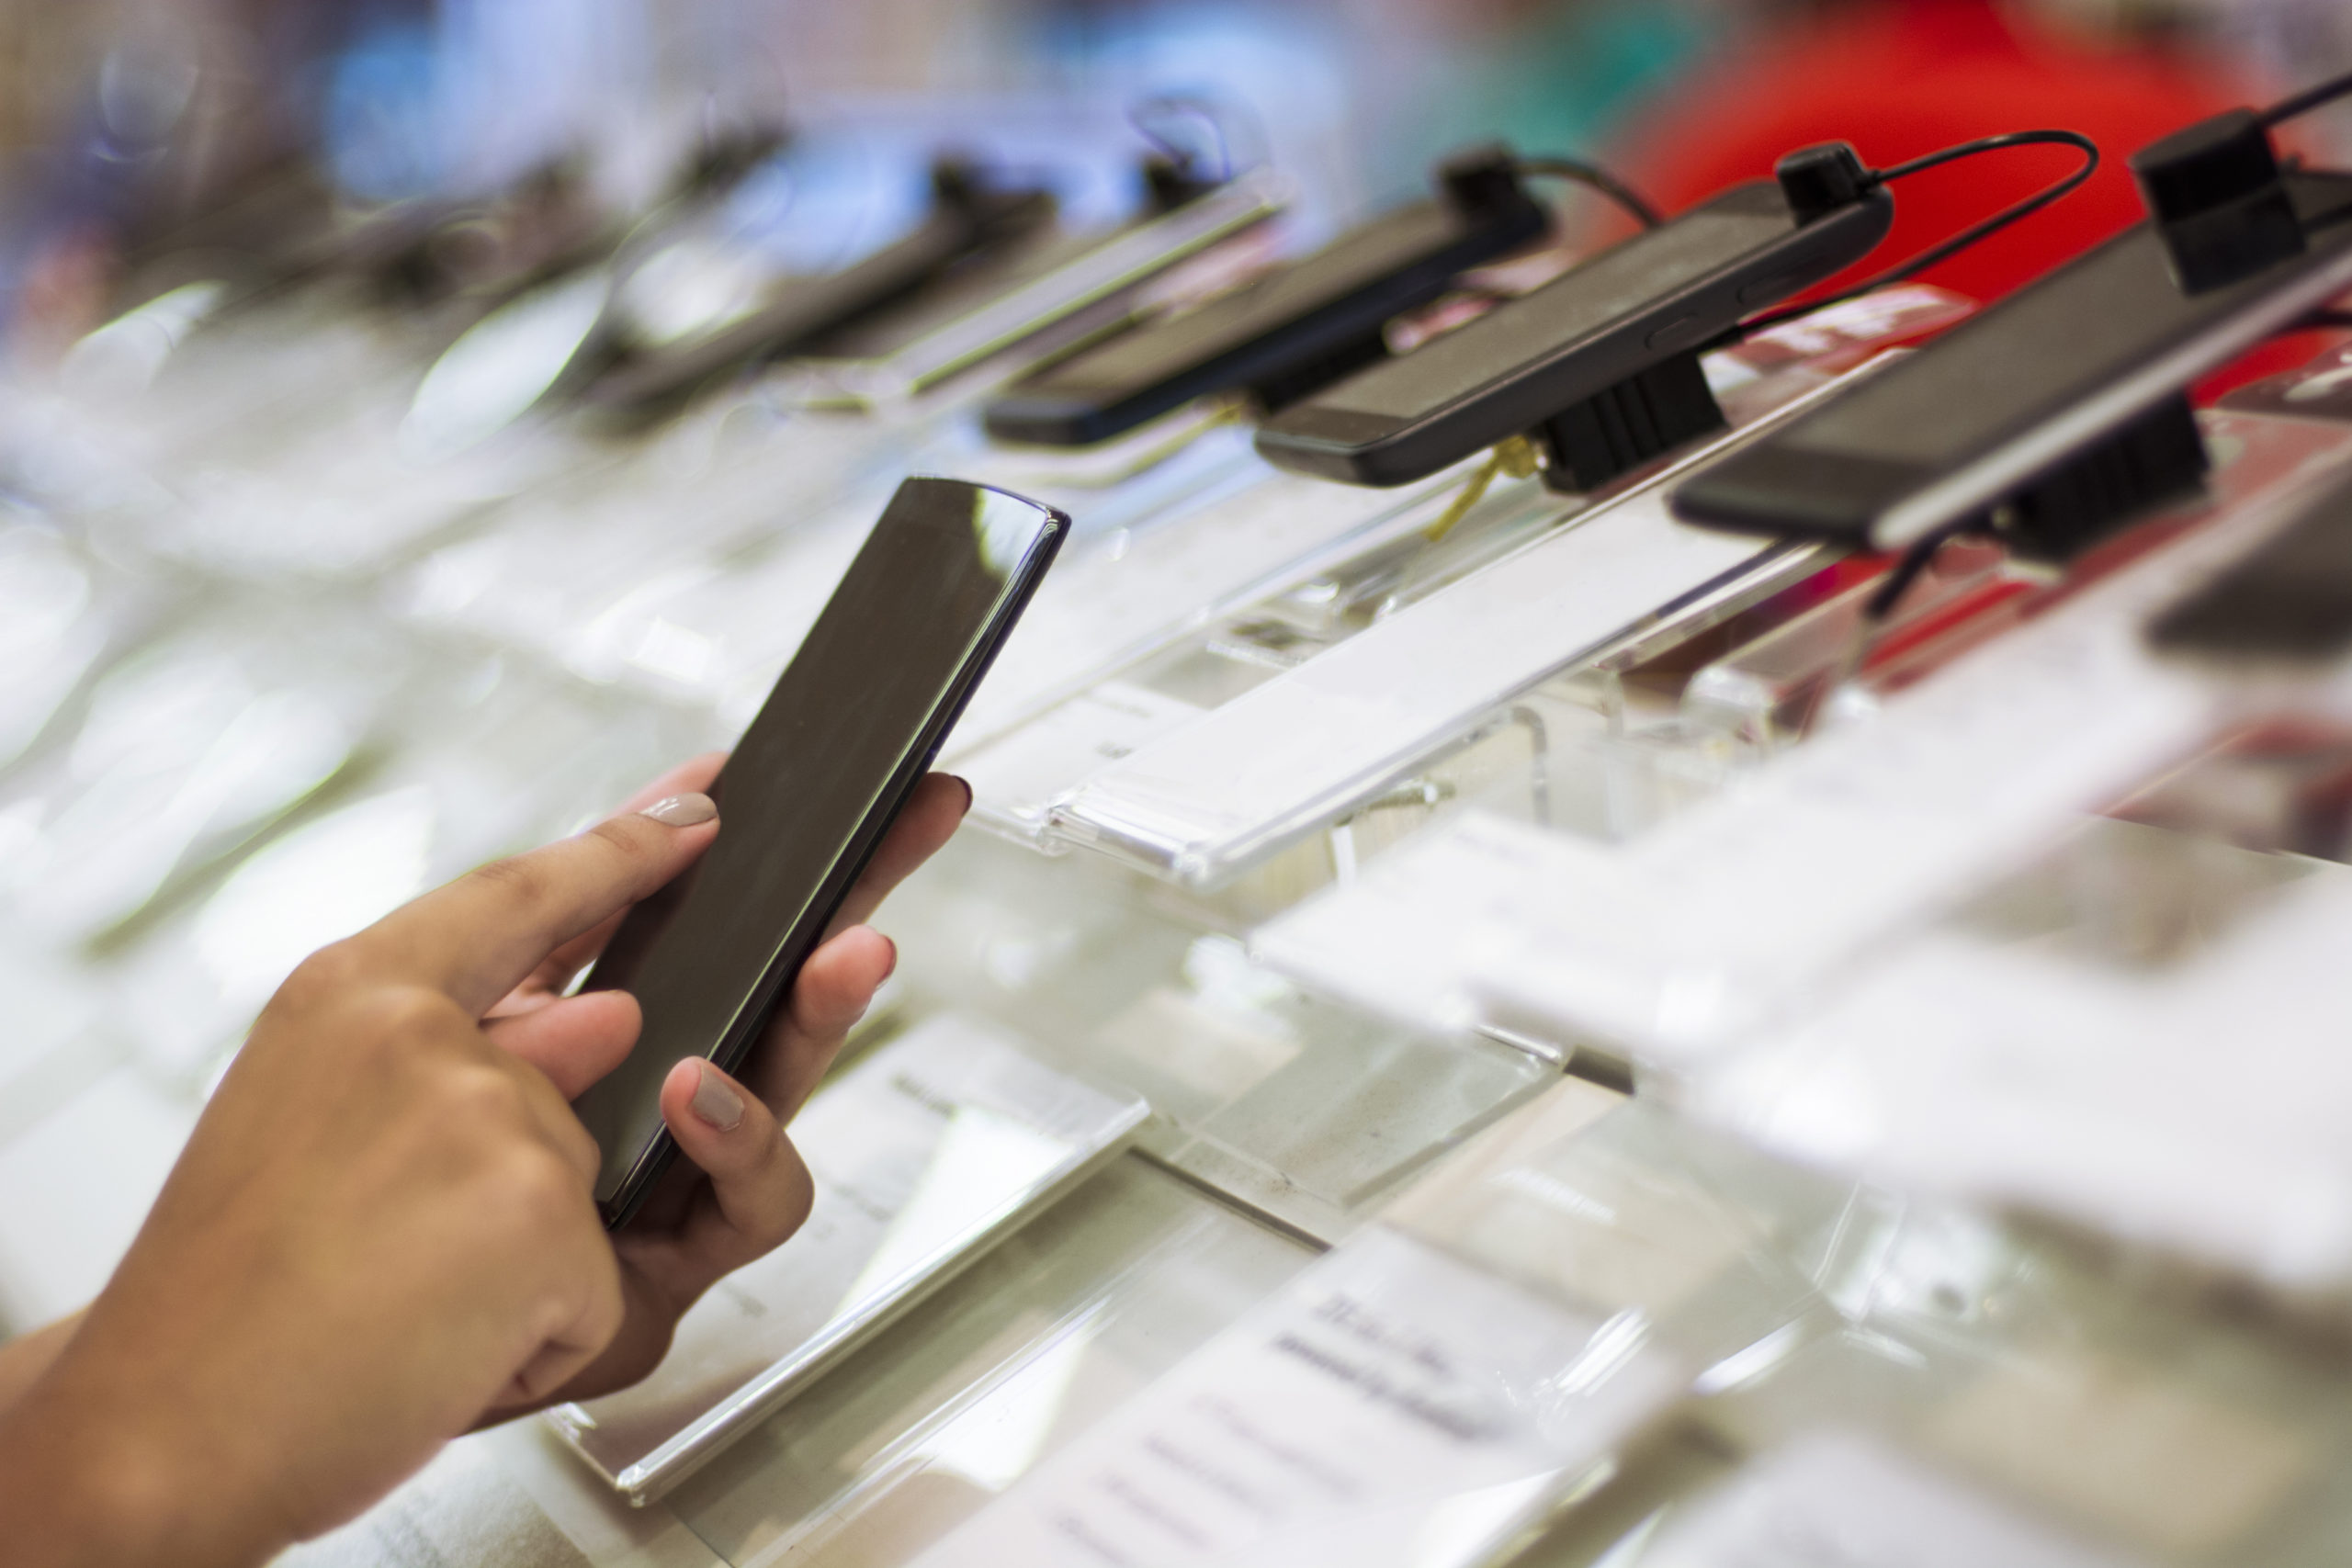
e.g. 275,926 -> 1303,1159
571,478 -> 1068,1228
979,145 -> 1550,446
1669,171 -> 2352,550
2148,468 -> 2352,660
1250,179 -> 1893,488
582,162 -> 1057,420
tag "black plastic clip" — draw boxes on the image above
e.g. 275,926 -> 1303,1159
1989,392 -> 2209,561
1528,349 -> 1727,493
2131,109 -> 2305,294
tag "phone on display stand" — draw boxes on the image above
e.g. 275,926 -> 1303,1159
1669,171 -> 2352,554
569,477 -> 1069,1229
1252,177 -> 1893,490
980,144 -> 1551,446
584,161 -> 1058,419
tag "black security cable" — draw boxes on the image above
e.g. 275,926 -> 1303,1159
1866,518 -> 1981,621
1799,517 -> 1984,736
1515,156 -> 1664,231
1740,130 -> 2100,335
2261,68 -> 2352,129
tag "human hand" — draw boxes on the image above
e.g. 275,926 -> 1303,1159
0,759 -> 966,1566
472,753 -> 969,1414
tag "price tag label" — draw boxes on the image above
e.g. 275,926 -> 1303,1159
913,1225 -> 1682,1568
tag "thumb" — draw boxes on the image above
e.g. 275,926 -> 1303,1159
653,1059 -> 817,1280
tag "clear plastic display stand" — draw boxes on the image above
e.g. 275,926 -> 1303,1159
547,1013 -> 1149,1504
953,291 -> 1976,873
908,1096 -> 1839,1568
1251,408 -> 2352,1065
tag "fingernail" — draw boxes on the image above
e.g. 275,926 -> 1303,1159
881,935 -> 899,983
950,775 -> 973,813
640,793 -> 718,828
691,1061 -> 744,1132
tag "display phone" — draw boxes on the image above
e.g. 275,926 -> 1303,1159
980,144 -> 1551,446
1669,171 -> 2352,550
796,166 -> 1286,405
582,160 -> 1057,419
2149,467 -> 2352,660
570,478 -> 1069,1228
1251,178 -> 1893,488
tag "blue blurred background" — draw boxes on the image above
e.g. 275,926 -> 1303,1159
6,0 -> 2352,354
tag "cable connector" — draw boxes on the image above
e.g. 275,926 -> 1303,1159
1740,130 -> 2098,336
2130,108 -> 2304,293
1440,143 -> 1532,219
1141,152 -> 1220,214
1774,141 -> 1875,225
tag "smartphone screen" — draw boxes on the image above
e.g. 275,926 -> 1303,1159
982,186 -> 1547,446
571,478 -> 1067,1225
1253,181 -> 1890,486
1672,172 -> 2352,547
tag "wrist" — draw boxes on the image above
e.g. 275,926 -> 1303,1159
0,1351 -> 286,1568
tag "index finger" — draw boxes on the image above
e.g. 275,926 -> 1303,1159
505,753 -> 730,998
358,798 -> 720,1016
615,752 -> 727,816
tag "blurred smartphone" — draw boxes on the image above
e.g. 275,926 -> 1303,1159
583,160 -> 1057,419
981,145 -> 1549,446
1252,179 -> 1892,488
2149,466 -> 2352,661
1670,171 -> 2352,550
571,477 -> 1068,1228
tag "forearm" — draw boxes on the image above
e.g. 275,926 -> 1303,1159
0,1312 -> 83,1415
0,1338 -> 273,1568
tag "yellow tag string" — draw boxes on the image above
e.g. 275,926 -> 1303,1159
1177,398 -> 1250,446
1422,435 -> 1540,542
1115,400 -> 1248,479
